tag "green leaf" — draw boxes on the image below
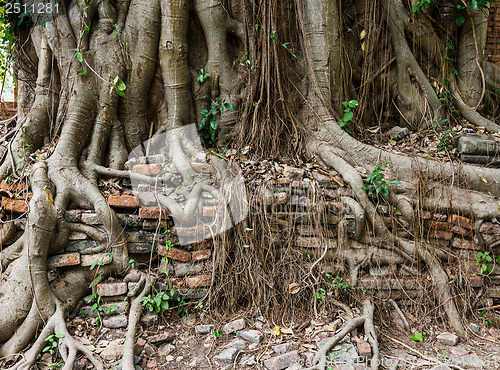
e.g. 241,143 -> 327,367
343,111 -> 354,122
348,100 -> 358,108
116,89 -> 127,98
77,70 -> 86,75
224,102 -> 234,111
116,79 -> 126,91
76,52 -> 83,63
455,16 -> 465,27
55,334 -> 65,339
470,0 -> 479,10
411,332 -> 423,342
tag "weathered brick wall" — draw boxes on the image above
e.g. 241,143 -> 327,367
0,102 -> 16,120
486,2 -> 500,65
1,158 -> 499,320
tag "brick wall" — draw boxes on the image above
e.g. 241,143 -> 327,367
1,158 -> 499,310
486,2 -> 500,65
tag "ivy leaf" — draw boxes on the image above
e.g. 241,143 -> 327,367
348,100 -> 358,108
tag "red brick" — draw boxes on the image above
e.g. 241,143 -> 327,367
132,164 -> 162,175
139,207 -> 166,219
143,219 -> 169,230
148,332 -> 175,344
428,229 -> 453,240
186,239 -> 213,251
47,253 -> 81,268
2,198 -> 28,213
452,238 -> 480,250
0,180 -> 27,192
486,288 -> 500,298
186,274 -> 211,287
96,282 -> 128,297
356,339 -> 371,360
81,252 -> 112,267
108,195 -> 139,208
192,249 -> 211,262
435,238 -> 451,248
202,206 -> 217,217
451,225 -> 472,237
449,215 -> 473,229
158,246 -> 191,262
425,220 -> 451,231
479,222 -> 500,235
468,276 -> 482,288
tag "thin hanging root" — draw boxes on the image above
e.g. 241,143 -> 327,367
305,300 -> 379,370
9,302 -> 103,370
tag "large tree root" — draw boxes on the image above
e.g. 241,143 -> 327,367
10,302 -> 103,370
305,300 -> 379,370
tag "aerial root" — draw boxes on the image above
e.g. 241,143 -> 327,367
122,272 -> 151,370
304,300 -> 379,370
9,302 -> 103,370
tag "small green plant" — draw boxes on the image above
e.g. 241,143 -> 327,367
476,252 -> 494,275
140,287 -> 187,316
141,291 -> 172,313
197,68 -> 211,84
440,350 -> 446,360
479,311 -> 492,326
362,162 -> 400,196
128,259 -> 135,269
198,98 -> 234,144
212,329 -> 223,339
111,23 -> 119,36
437,130 -> 456,152
48,362 -> 64,369
43,334 -> 65,355
337,100 -> 358,133
324,273 -> 352,293
313,288 -> 326,301
112,76 -> 127,98
73,47 -> 83,63
195,301 -> 204,310
410,331 -> 424,342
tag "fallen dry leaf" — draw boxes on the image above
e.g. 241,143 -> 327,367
288,283 -> 301,294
